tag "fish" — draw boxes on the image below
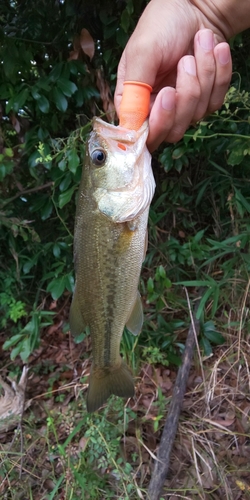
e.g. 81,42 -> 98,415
69,117 -> 155,412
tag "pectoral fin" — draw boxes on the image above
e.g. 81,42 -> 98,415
126,291 -> 143,336
69,287 -> 86,336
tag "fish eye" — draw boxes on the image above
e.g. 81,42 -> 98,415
91,149 -> 106,166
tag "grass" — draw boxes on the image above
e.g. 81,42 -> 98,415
1,293 -> 250,500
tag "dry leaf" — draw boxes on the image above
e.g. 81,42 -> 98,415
68,49 -> 80,61
47,320 -> 63,336
95,68 -> 115,122
80,28 -> 95,60
212,418 -> 235,427
10,113 -> 21,133
78,436 -> 88,452
68,34 -> 81,61
49,300 -> 58,310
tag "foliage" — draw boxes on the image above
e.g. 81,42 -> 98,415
1,4 -> 250,500
0,3 -> 250,368
0,395 -> 146,499
0,0 -> 147,357
142,34 -> 250,357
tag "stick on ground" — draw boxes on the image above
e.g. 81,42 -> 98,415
148,293 -> 201,500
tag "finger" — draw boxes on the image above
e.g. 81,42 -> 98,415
165,55 -> 200,144
147,87 -> 176,152
114,32 -> 161,116
114,52 -> 127,115
193,29 -> 216,122
207,42 -> 232,113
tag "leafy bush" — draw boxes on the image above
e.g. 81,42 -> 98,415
1,2 -> 250,364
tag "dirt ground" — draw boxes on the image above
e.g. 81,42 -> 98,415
0,297 -> 250,499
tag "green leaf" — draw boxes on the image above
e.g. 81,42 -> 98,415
227,142 -> 245,166
47,276 -> 67,300
18,88 -> 29,108
74,88 -> 85,107
116,28 -> 129,48
211,286 -> 220,317
204,329 -> 225,345
58,159 -> 67,171
6,87 -> 29,112
41,199 -> 53,220
10,343 -> 24,361
23,260 -> 36,274
147,277 -> 154,293
156,265 -> 166,280
57,78 -> 77,97
58,186 -> 75,208
53,243 -> 61,258
196,287 -> 214,320
3,333 -> 24,350
5,96 -> 15,113
37,127 -> 49,141
193,230 -> 205,243
64,273 -> 74,293
31,87 -> 41,100
20,337 -> 31,361
4,148 -> 14,158
175,280 -> 213,287
49,62 -> 63,82
234,188 -> 250,214
200,337 -> 212,356
37,95 -> 50,113
52,87 -> 68,112
67,148 -> 79,174
0,161 -> 14,181
120,9 -> 130,33
59,172 -> 72,191
172,146 -> 186,159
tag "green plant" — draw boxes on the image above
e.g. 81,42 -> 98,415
142,346 -> 169,367
3,309 -> 54,360
199,319 -> 225,356
39,396 -> 145,499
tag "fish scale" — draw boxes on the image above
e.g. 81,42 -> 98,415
69,117 -> 155,412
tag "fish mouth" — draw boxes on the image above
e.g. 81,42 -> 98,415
92,117 -> 149,154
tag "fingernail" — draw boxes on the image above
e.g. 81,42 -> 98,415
183,56 -> 196,76
218,44 -> 230,65
199,29 -> 214,51
161,90 -> 175,111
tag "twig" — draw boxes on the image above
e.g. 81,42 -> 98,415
1,182 -> 54,207
147,291 -> 202,500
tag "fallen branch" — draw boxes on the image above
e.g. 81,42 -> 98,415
0,366 -> 30,432
148,291 -> 202,500
1,181 -> 54,207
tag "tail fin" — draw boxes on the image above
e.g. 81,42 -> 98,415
86,361 -> 134,413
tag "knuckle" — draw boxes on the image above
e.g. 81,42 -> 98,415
207,98 -> 224,114
208,86 -> 230,114
180,85 -> 200,104
217,75 -> 231,88
200,64 -> 215,80
166,125 -> 187,144
190,84 -> 201,102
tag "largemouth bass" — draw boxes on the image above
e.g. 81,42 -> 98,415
69,117 -> 155,412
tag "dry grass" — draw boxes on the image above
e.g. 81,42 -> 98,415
0,297 -> 250,499
156,316 -> 250,499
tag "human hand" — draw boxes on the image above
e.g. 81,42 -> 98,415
115,0 -> 233,151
